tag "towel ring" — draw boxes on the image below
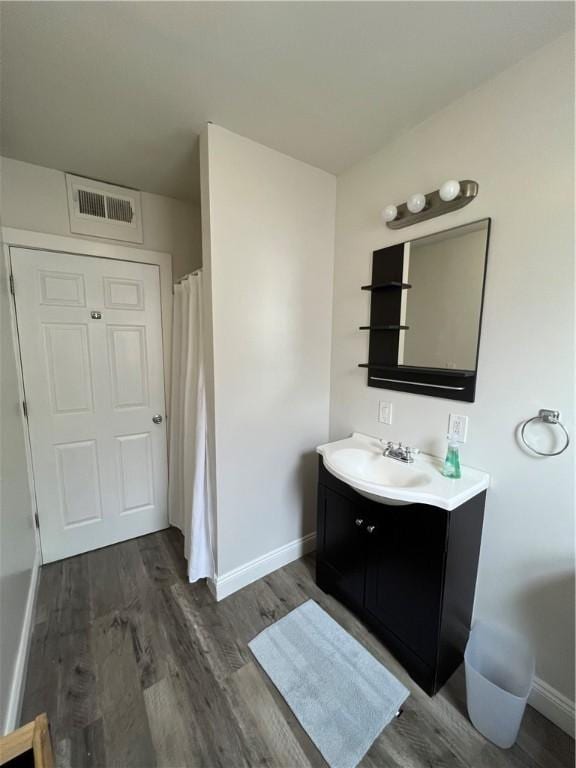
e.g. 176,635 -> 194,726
520,409 -> 570,457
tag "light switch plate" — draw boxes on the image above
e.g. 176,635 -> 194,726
379,401 -> 393,425
448,414 -> 468,443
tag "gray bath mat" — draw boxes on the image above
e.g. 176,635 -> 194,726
249,599 -> 409,768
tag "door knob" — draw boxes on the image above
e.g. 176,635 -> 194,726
366,525 -> 376,534
152,414 -> 163,424
355,518 -> 364,527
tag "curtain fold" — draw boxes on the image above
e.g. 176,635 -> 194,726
168,273 -> 214,582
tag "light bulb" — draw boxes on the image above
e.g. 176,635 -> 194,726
407,193 -> 426,214
382,204 -> 398,223
439,179 -> 461,202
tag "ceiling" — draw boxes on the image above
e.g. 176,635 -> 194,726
1,2 -> 572,203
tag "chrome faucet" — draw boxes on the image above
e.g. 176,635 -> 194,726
381,440 -> 419,464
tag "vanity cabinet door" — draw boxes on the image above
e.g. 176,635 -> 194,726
316,486 -> 367,608
364,505 -> 448,668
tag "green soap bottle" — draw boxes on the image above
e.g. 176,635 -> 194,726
442,434 -> 462,479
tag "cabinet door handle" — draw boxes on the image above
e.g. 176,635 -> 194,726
366,525 -> 376,534
355,518 -> 364,527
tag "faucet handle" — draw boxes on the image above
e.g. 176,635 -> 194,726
379,439 -> 393,456
406,446 -> 420,461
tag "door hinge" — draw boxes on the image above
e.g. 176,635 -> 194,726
34,512 -> 40,529
22,400 -> 29,419
9,273 -> 15,296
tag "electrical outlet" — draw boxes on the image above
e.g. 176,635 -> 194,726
448,414 -> 468,443
378,401 -> 393,425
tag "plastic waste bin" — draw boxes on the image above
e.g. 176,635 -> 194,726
464,621 -> 535,748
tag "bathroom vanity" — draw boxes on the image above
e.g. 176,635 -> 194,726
315,434 -> 489,695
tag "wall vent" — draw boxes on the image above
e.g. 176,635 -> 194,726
66,174 -> 143,243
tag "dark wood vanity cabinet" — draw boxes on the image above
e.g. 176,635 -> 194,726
316,458 -> 485,695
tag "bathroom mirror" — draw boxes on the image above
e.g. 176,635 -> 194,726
361,218 -> 490,401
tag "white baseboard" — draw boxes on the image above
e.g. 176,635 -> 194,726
3,547 -> 41,735
529,676 -> 575,737
209,532 -> 316,601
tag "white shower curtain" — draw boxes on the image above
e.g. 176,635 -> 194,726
168,272 -> 214,582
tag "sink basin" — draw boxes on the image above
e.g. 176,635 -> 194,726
328,448 -> 429,487
317,433 -> 490,510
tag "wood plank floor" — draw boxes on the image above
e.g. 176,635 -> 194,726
22,528 -> 574,768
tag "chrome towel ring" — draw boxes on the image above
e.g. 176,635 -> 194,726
520,409 -> 570,457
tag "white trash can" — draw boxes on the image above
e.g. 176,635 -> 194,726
464,621 -> 535,749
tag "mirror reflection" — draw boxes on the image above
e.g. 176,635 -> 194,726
398,219 -> 489,371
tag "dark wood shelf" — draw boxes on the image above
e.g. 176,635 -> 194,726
358,364 -> 475,378
358,325 -> 409,331
361,281 -> 411,291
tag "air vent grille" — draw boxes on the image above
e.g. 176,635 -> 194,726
78,189 -> 106,218
66,174 -> 143,243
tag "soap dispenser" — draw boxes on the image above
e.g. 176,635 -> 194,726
442,433 -> 462,479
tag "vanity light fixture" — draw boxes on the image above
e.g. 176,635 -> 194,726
381,179 -> 479,229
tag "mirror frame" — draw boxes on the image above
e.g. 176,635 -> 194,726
360,217 -> 491,402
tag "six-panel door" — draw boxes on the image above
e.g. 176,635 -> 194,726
11,248 -> 168,563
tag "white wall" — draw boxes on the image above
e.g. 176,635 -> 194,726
201,125 -> 335,586
0,157 -> 202,278
331,33 -> 575,720
0,246 -> 38,733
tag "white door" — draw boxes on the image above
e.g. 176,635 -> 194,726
11,248 -> 168,563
